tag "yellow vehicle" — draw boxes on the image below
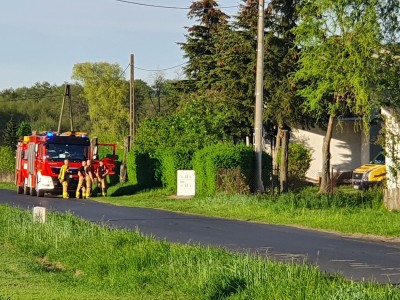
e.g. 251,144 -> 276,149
352,153 -> 386,190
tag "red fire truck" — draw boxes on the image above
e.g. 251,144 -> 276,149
15,131 -> 116,197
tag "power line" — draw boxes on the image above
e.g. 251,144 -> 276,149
96,63 -> 130,95
120,63 -> 131,77
114,0 -> 238,10
135,61 -> 187,72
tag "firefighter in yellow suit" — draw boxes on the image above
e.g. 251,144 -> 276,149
58,159 -> 70,199
76,160 -> 86,199
84,159 -> 94,198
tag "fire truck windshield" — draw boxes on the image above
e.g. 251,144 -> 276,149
46,143 -> 88,162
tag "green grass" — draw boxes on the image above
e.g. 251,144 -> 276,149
102,185 -> 400,239
1,205 -> 399,300
0,182 -> 16,191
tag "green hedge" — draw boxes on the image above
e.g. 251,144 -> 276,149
0,146 -> 15,172
155,147 -> 193,193
123,143 -> 272,197
193,143 -> 272,196
127,148 -> 161,189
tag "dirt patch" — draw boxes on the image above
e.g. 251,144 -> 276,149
167,195 -> 194,200
289,224 -> 400,246
340,233 -> 400,245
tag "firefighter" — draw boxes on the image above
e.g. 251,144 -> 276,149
58,159 -> 70,199
76,160 -> 86,199
95,160 -> 109,196
84,159 -> 95,198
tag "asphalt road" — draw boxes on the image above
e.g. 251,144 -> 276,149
1,189 -> 400,284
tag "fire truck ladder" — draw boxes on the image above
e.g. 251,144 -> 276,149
57,84 -> 74,134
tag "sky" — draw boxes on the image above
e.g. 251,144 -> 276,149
0,0 -> 240,91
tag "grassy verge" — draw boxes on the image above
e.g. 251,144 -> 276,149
104,185 -> 400,239
0,182 -> 16,191
1,205 -> 399,300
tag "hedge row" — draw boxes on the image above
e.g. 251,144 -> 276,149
126,143 -> 272,196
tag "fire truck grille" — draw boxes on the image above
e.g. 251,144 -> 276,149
51,167 -> 60,174
51,167 -> 79,175
69,168 -> 79,175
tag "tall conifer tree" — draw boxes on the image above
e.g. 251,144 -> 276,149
2,117 -> 18,149
180,0 -> 229,90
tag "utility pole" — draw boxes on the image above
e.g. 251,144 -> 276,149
129,54 -> 135,151
254,0 -> 265,193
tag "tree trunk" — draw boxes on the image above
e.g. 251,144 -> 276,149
273,127 -> 282,176
272,127 -> 282,192
280,129 -> 289,193
320,115 -> 335,193
381,107 -> 400,211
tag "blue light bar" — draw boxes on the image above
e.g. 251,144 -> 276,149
46,131 -> 54,137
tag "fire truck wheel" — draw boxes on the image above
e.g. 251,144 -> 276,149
30,186 -> 37,196
23,183 -> 30,195
17,185 -> 23,194
37,188 -> 45,197
35,177 -> 45,197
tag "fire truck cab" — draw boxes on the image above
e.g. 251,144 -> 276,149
15,131 -> 116,197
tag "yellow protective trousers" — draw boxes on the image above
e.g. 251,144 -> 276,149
62,181 -> 69,199
85,175 -> 92,198
76,177 -> 86,199
98,178 -> 107,196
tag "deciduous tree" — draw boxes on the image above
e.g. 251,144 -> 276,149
292,0 -> 386,193
72,62 -> 129,144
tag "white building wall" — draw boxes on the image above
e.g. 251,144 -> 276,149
291,121 -> 366,182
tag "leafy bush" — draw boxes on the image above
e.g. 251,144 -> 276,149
127,147 -> 161,190
288,142 -> 312,179
193,143 -> 272,196
277,142 -> 312,183
0,146 -> 15,172
133,92 -> 237,159
155,147 -> 194,193
132,93 -> 240,195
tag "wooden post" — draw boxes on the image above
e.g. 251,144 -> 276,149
280,129 -> 289,193
120,136 -> 130,183
129,54 -> 135,152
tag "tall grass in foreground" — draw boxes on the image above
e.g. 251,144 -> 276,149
0,205 -> 399,299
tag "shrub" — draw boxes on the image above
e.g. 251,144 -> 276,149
288,142 -> 312,179
0,146 -> 15,172
193,143 -> 272,196
277,142 -> 312,183
127,147 -> 161,190
155,147 -> 194,193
